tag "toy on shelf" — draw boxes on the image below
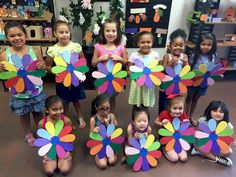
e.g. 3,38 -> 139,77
0,19 -> 5,40
44,27 -> 52,38
0,8 -> 8,17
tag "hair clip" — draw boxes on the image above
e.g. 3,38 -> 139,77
58,15 -> 69,23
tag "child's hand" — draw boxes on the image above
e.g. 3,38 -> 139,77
180,54 -> 188,64
93,126 -> 100,133
134,132 -> 141,139
100,54 -> 110,62
144,132 -> 148,138
162,119 -> 169,125
0,62 -> 5,72
110,54 -> 122,62
36,61 -> 46,70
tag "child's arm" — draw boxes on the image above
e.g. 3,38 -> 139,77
127,124 -> 134,143
64,116 -> 73,126
110,50 -> 128,65
38,119 -> 44,129
110,114 -> 118,126
155,116 -> 165,126
45,55 -> 55,74
91,48 -> 109,67
89,116 -> 99,133
180,54 -> 189,66
126,61 -> 133,76
0,51 -> 6,71
33,47 -> 46,70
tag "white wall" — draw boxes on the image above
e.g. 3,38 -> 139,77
53,0 -> 236,58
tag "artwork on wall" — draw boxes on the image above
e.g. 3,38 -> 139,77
125,0 -> 173,48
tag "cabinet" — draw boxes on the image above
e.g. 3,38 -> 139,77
0,0 -> 56,57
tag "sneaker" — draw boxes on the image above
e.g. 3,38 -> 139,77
216,156 -> 233,167
191,148 -> 202,156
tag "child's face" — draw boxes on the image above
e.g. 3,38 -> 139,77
210,107 -> 224,121
6,27 -> 26,48
46,101 -> 64,120
200,39 -> 213,54
54,24 -> 70,45
96,101 -> 110,118
169,101 -> 184,118
104,22 -> 117,44
133,112 -> 149,132
170,37 -> 185,56
137,34 -> 153,55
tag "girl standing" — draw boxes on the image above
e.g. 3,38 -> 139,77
0,21 -> 46,147
185,33 -> 217,126
45,20 -> 86,129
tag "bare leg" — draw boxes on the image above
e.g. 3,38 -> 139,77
189,94 -> 201,123
58,152 -> 72,175
43,156 -> 57,177
164,149 -> 178,162
95,155 -> 107,169
19,113 -> 31,134
108,154 -> 117,166
73,101 -> 86,128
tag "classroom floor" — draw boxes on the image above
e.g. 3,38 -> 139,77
0,76 -> 236,177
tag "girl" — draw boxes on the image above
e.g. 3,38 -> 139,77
185,33 -> 217,126
128,31 -> 161,108
155,95 -> 189,162
92,19 -> 128,113
191,100 -> 233,167
159,29 -> 189,114
38,95 -> 73,176
45,20 -> 86,129
0,21 -> 46,147
89,94 -> 118,169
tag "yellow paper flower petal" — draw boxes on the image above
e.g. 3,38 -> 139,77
149,75 -> 161,86
164,122 -> 175,133
54,56 -> 67,67
180,65 -> 190,77
63,73 -> 71,87
45,121 -> 55,136
112,63 -> 122,75
60,134 -> 76,142
1,61 -> 17,72
199,64 -> 207,73
149,59 -> 158,69
111,128 -> 123,139
216,121 -> 227,134
145,134 -> 155,148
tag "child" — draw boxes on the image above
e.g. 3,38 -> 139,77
159,29 -> 189,114
191,100 -> 233,167
92,19 -> 128,113
45,20 -> 86,129
185,33 -> 217,126
38,95 -> 73,176
155,95 -> 189,162
89,94 -> 118,169
127,105 -> 152,142
128,31 -> 161,108
0,21 -> 46,147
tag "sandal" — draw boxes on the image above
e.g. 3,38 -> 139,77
78,117 -> 86,129
25,133 -> 35,147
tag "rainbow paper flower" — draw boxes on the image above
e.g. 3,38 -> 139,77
125,134 -> 162,172
0,54 -> 46,94
160,65 -> 195,95
129,58 -> 165,88
158,118 -> 195,153
193,62 -> 225,88
51,51 -> 89,87
34,119 -> 76,160
195,119 -> 234,155
92,59 -> 127,95
86,124 -> 125,159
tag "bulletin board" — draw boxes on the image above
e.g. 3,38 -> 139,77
125,0 -> 173,48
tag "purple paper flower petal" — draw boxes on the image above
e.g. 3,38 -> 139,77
174,139 -> 182,153
71,72 -> 80,87
34,138 -> 50,147
107,82 -> 114,95
199,123 -> 211,134
58,141 -> 74,151
97,63 -> 108,74
24,77 -> 35,91
134,59 -> 144,69
99,124 -> 107,138
142,157 -> 150,172
173,83 -> 180,94
22,54 -> 32,69
165,66 -> 175,77
211,63 -> 222,73
145,75 -> 153,88
70,52 -> 79,65
212,141 -> 220,155
129,138 -> 141,150
98,145 -> 106,159
179,122 -> 190,133
31,88 -> 39,96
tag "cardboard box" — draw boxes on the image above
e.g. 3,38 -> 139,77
26,26 -> 43,40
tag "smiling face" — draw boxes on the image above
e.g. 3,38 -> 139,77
46,101 -> 64,120
170,37 -> 185,56
137,34 -> 153,55
210,107 -> 224,122
54,24 -> 70,46
96,100 -> 111,118
6,27 -> 26,48
133,112 -> 149,132
169,101 -> 184,118
200,38 -> 213,54
103,22 -> 117,44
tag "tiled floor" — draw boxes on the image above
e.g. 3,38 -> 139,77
0,78 -> 235,177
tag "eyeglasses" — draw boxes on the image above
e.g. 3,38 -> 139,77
98,107 -> 110,112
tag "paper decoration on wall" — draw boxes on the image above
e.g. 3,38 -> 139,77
84,31 -> 93,43
92,59 -> 127,95
158,118 -> 195,153
194,119 -> 234,155
86,124 -> 125,159
153,4 -> 167,23
160,65 -> 195,95
129,58 -> 165,88
192,62 -> 225,88
51,51 -> 89,87
156,28 -> 168,45
81,0 -> 92,10
130,0 -> 149,2
125,134 -> 162,172
0,54 -> 46,94
129,8 -> 146,24
34,119 -> 76,160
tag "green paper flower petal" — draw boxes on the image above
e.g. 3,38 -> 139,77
127,154 -> 140,165
89,132 -> 103,140
114,71 -> 127,78
211,75 -> 223,81
147,141 -> 160,151
217,128 -> 234,136
52,66 -> 66,74
0,71 -> 17,79
160,81 -> 173,90
130,72 -> 143,80
194,70 -> 204,76
110,143 -> 122,152
94,78 -> 106,87
75,66 -> 89,73
196,138 -> 209,147
181,72 -> 195,80
48,145 -> 57,160
151,65 -> 164,72
29,70 -> 46,77
181,136 -> 195,144
158,128 -> 173,136
55,119 -> 64,136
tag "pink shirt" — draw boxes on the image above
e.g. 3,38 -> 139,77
94,43 -> 125,58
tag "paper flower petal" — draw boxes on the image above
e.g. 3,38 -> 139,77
129,138 -> 141,149
22,54 -> 32,69
90,144 -> 103,156
38,143 -> 52,156
37,129 -> 52,139
107,124 -> 115,137
45,121 -> 55,136
54,56 -> 67,67
60,134 -> 76,142
1,61 -> 17,72
34,138 -> 51,147
92,71 -> 106,79
58,125 -> 72,138
125,147 -> 140,155
11,54 -> 22,68
208,119 -> 217,132
215,121 -> 227,134
146,154 -> 157,167
99,124 -> 107,138
56,144 -> 66,158
62,51 -> 70,63
106,145 -> 114,158
58,141 -> 74,151
145,134 -> 155,148
133,156 -> 143,172
111,128 -> 123,139
179,139 -> 190,151
112,63 -> 122,75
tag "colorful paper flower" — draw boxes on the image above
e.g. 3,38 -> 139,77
0,54 -> 46,94
92,59 -> 127,95
51,51 -> 89,87
129,58 -> 165,88
86,124 -> 125,159
160,65 -> 195,95
193,62 -> 225,88
195,119 -> 234,155
125,134 -> 162,172
34,119 -> 76,160
158,118 -> 195,153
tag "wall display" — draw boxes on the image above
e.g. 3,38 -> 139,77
125,0 -> 172,48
